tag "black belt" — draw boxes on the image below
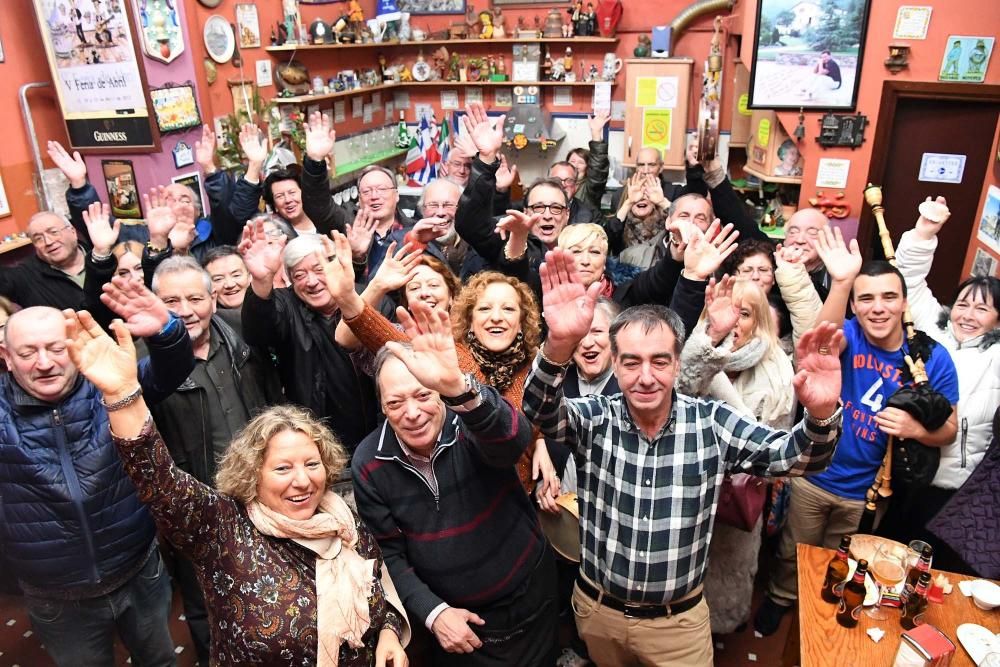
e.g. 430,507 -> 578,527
576,576 -> 702,619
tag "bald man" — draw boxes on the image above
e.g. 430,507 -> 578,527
0,300 -> 194,666
783,208 -> 832,299
0,212 -> 87,310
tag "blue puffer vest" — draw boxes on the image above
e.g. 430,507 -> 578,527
0,375 -> 156,592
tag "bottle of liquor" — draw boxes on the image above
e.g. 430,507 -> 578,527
395,110 -> 410,149
836,559 -> 868,628
821,535 -> 852,603
900,572 -> 932,630
904,545 -> 933,593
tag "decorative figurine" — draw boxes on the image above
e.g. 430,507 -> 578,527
348,0 -> 365,36
634,34 -> 651,57
431,46 -> 450,80
448,51 -> 462,80
533,15 -> 543,38
492,7 -> 506,37
569,1 -> 583,32
467,57 -> 483,82
466,5 -> 479,36
282,0 -> 301,44
459,54 -> 468,81
543,46 -> 554,79
479,11 -> 494,39
411,52 -> 432,81
563,47 -> 574,75
542,8 -> 563,38
550,57 -> 566,81
497,54 -> 507,80
589,63 -> 600,81
584,3 -> 597,36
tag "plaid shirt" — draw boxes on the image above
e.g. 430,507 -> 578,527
523,352 -> 842,604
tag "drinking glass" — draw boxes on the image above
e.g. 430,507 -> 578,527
907,539 -> 932,571
867,543 -> 907,620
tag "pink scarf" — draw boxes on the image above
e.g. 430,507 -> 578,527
247,491 -> 389,666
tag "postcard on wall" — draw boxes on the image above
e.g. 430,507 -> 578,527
553,87 -> 573,107
362,103 -> 373,124
939,35 -> 994,83
0,170 -> 10,217
465,87 -> 483,105
972,247 -> 998,278
978,185 -> 1000,255
236,4 -> 261,49
334,100 -> 346,122
393,90 -> 411,110
918,152 -> 966,184
893,6 -> 932,40
256,60 -> 273,88
440,90 -> 459,110
171,171 -> 205,215
494,88 -> 512,108
816,158 -> 850,189
352,97 -> 363,118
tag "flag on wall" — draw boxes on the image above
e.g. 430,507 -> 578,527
407,114 -> 442,186
437,113 -> 451,165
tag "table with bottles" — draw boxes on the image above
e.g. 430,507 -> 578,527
789,544 -> 997,667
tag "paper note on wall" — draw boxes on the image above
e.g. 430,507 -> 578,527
440,90 -> 460,110
593,82 -> 612,112
642,109 -> 672,152
334,101 -> 346,122
636,76 -> 679,107
352,97 -> 363,118
553,87 -> 573,106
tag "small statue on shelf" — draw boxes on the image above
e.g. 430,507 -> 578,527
533,15 -> 543,38
497,54 -> 507,80
543,46 -> 554,79
563,47 -> 574,76
562,22 -> 572,38
448,51 -> 461,81
569,0 -> 583,30
431,46 -> 449,80
492,7 -> 506,37
348,0 -> 365,35
634,34 -> 651,57
586,3 -> 597,36
479,10 -> 494,39
589,63 -> 600,81
550,58 -> 565,81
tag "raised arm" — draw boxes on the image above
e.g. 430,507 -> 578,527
301,112 -> 352,236
812,225 -> 862,339
455,103 -> 506,263
773,243 -> 822,349
895,196 -> 950,331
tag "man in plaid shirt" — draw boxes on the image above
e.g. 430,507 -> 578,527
523,249 -> 845,666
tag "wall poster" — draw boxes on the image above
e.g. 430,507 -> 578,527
31,0 -> 159,152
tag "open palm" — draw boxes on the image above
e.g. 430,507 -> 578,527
239,221 -> 285,281
100,275 -> 171,338
305,111 -> 336,161
371,241 -> 420,292
65,310 -> 138,398
239,123 -> 269,164
319,232 -> 357,304
82,202 -> 119,254
541,249 -> 601,348
793,322 -> 844,415
386,301 -> 464,396
462,102 -> 504,159
814,226 -> 861,283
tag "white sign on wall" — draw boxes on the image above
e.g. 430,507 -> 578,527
918,152 -> 966,184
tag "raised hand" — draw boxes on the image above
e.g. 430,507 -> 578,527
143,188 -> 177,248
914,195 -> 950,241
683,219 -> 738,280
194,124 -> 217,173
539,248 -> 603,362
588,110 -> 610,141
774,242 -> 805,266
643,175 -> 666,208
411,217 -> 451,244
385,300 -> 466,397
370,241 -> 421,293
305,110 -> 336,162
239,123 -> 269,165
47,141 -> 89,188
813,225 -> 861,284
346,207 -> 378,261
685,141 -> 699,167
168,218 -> 197,254
238,219 -> 285,282
431,607 -> 485,654
704,275 -> 739,345
99,274 -> 172,338
451,131 -> 478,160
64,310 -> 138,400
494,209 -> 538,241
461,102 -> 505,163
317,231 -> 357,306
792,322 -> 844,419
624,174 -> 645,205
494,153 -> 518,191
82,202 -> 119,255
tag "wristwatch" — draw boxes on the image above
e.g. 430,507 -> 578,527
441,373 -> 482,410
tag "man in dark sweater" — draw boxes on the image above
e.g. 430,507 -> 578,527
351,300 -> 557,667
0,212 -> 87,310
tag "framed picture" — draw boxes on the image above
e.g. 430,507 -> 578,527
972,248 -> 998,278
30,0 -> 159,152
399,0 -> 466,15
229,79 -> 256,121
748,0 -> 872,110
132,0 -> 185,64
235,4 -> 261,49
150,83 -> 202,133
102,160 -> 143,219
939,35 -> 994,83
171,172 -> 205,215
978,185 -> 1000,255
172,140 -> 194,168
299,0 -> 344,4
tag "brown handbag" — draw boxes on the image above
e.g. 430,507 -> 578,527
716,472 -> 767,532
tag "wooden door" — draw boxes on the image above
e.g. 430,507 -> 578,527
862,82 -> 1000,300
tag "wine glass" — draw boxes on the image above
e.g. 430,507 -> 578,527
867,543 -> 907,620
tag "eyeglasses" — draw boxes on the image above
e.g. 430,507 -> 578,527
360,185 -> 397,198
30,225 -> 70,245
737,266 -> 773,277
424,201 -> 457,212
553,177 -> 576,187
528,203 -> 566,215
263,227 -> 287,239
445,160 -> 472,173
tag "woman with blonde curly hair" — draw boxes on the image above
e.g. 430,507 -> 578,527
322,231 -> 554,495
62,305 -> 411,666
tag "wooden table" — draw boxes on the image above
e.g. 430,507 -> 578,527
792,543 -> 998,667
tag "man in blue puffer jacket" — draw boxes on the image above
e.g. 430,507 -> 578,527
0,294 -> 194,667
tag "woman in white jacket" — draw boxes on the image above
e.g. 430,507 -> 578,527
892,196 -> 1000,571
677,278 -> 795,633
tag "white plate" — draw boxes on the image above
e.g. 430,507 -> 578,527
846,558 -> 881,606
956,623 -> 1000,666
204,16 -> 235,64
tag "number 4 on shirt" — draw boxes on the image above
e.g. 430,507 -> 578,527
860,377 -> 884,413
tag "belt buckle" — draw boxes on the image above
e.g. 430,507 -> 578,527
622,603 -> 669,619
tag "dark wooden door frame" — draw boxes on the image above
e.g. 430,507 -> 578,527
859,80 -> 1000,257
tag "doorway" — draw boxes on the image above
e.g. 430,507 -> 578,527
862,81 -> 1000,300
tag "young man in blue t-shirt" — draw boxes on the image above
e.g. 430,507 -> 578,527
755,227 -> 959,635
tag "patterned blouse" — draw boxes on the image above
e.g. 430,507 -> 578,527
113,418 -> 404,666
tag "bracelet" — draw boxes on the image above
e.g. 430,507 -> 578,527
538,345 -> 571,368
146,241 -> 168,254
503,244 -> 526,261
806,403 -> 843,428
101,386 -> 143,412
91,250 -> 113,262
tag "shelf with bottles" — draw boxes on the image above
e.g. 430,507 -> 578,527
265,37 -> 618,53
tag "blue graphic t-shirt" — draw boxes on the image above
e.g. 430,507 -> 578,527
810,318 -> 959,500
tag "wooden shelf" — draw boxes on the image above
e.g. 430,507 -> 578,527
0,237 -> 30,255
273,82 -> 401,105
742,164 -> 804,185
266,37 -> 617,53
407,80 -> 611,87
335,148 -> 408,180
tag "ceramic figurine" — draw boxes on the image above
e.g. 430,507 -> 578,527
634,34 -> 651,57
479,11 -> 494,39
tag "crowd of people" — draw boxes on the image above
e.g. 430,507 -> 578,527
0,100 -> 997,667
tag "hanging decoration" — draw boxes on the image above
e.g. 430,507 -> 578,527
134,0 -> 184,64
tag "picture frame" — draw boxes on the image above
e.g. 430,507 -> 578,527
132,0 -> 185,64
299,0 -> 345,4
150,82 -> 202,134
229,79 -> 256,121
235,4 -> 261,49
171,171 -> 205,214
977,185 -> 1000,255
398,0 -> 466,15
939,35 -> 994,84
747,0 -> 872,111
102,160 -> 143,219
172,140 -> 194,169
972,247 -> 998,278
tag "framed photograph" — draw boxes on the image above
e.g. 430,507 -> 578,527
171,172 -> 206,214
748,0 -> 872,110
235,4 -> 261,49
399,0 -> 466,15
972,248 -> 998,278
978,185 -> 1000,255
939,35 -> 994,84
204,14 -> 235,64
30,0 -> 159,152
102,160 -> 143,219
150,82 -> 202,133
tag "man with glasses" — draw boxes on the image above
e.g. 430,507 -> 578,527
0,212 -> 88,310
548,162 -> 599,226
347,165 -> 414,279
439,151 -> 474,188
398,178 -> 468,276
